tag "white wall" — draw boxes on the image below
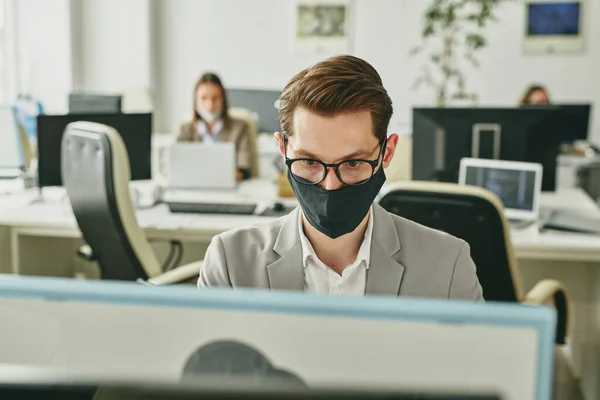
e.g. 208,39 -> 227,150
15,0 -> 72,113
72,0 -> 152,93
155,0 -> 600,140
154,0 -> 325,132
13,0 -> 599,138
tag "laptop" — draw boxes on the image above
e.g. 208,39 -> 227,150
459,158 -> 543,228
168,142 -> 236,190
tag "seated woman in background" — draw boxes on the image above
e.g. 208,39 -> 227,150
519,84 -> 551,105
178,73 -> 251,180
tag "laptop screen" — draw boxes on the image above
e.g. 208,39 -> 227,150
464,165 -> 537,212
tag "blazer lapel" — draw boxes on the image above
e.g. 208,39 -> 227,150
266,207 -> 304,292
365,204 -> 405,296
220,119 -> 233,142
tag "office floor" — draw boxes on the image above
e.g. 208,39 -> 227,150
554,348 -> 584,400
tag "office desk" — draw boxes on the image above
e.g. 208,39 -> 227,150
0,179 -> 300,276
1,183 -> 599,274
512,189 -> 600,262
1,184 -> 600,276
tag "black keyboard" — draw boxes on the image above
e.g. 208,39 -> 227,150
167,202 -> 257,215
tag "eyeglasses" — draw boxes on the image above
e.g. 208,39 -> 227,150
284,136 -> 386,186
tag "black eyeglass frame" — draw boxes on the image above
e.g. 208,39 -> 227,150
283,134 -> 387,186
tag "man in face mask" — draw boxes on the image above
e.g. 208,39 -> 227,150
198,55 -> 483,301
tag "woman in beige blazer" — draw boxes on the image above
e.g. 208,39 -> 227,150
178,73 -> 252,180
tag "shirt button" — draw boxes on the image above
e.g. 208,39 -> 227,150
332,285 -> 340,292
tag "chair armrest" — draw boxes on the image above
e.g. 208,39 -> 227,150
523,279 -> 570,345
147,261 -> 202,285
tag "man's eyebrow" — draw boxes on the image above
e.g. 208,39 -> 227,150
290,147 -> 374,162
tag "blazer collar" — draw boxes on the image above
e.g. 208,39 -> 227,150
267,207 -> 304,292
267,204 -> 405,296
365,204 -> 405,296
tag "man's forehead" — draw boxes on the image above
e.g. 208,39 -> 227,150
287,110 -> 380,162
290,109 -> 375,141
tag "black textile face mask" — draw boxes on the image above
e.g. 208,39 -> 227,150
287,158 -> 387,239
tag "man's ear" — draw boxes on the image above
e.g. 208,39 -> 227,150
382,134 -> 399,169
274,132 -> 286,157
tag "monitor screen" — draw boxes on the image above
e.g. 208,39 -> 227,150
69,93 -> 122,114
37,113 -> 152,187
411,107 -> 571,191
464,165 -> 537,211
527,2 -> 581,36
227,89 -> 281,134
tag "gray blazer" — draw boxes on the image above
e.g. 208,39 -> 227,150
177,116 -> 251,170
199,204 -> 484,301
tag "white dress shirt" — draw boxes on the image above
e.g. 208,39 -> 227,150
196,119 -> 224,145
299,208 -> 374,296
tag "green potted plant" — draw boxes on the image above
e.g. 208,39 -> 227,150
411,0 -> 508,107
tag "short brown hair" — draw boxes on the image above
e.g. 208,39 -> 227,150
278,55 -> 393,143
193,72 -> 229,123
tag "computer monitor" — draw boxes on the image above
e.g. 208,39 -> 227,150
546,103 -> 590,144
0,105 -> 25,178
0,276 -> 555,400
412,107 -> 569,191
227,89 -> 281,133
0,379 -> 504,400
37,113 -> 152,187
68,93 -> 122,114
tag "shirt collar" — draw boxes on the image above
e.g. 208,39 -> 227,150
298,207 -> 374,270
197,119 -> 224,137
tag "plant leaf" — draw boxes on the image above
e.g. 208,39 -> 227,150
465,33 -> 486,49
423,24 -> 436,37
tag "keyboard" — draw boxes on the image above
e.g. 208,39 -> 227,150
167,202 -> 257,215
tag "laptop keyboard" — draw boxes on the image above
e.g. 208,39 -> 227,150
167,202 -> 257,215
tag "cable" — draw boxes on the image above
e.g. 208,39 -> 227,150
169,241 -> 184,271
161,241 -> 176,272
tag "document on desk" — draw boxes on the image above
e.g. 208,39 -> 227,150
541,210 -> 600,234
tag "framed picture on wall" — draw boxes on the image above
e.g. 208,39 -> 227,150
292,0 -> 353,54
523,0 -> 585,53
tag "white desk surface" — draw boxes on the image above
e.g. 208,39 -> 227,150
0,180 -> 284,240
511,189 -> 600,261
1,179 -> 600,261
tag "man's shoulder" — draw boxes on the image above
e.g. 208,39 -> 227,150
215,212 -> 290,251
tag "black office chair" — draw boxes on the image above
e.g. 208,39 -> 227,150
61,121 -> 201,284
377,181 -> 569,344
577,161 -> 600,204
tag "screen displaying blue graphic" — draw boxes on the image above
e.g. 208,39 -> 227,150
527,2 -> 580,36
